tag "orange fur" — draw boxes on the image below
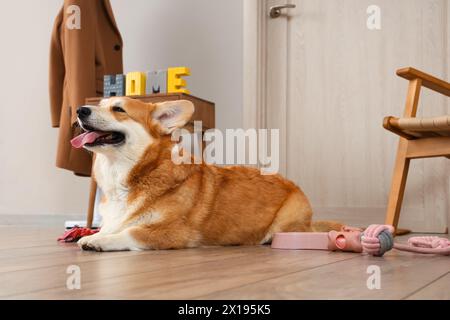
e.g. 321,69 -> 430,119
81,97 -> 342,251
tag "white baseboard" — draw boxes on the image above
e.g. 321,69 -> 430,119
0,208 -> 447,233
314,206 -> 448,234
313,207 -> 385,228
0,214 -> 85,227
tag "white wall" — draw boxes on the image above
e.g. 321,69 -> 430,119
0,0 -> 243,216
112,0 -> 243,131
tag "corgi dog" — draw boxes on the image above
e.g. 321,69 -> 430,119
71,97 -> 341,251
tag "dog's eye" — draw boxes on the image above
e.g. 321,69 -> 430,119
112,106 -> 126,113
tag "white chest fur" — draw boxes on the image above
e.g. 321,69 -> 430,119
94,154 -> 135,234
91,120 -> 156,234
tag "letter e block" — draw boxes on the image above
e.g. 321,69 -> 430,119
167,67 -> 190,94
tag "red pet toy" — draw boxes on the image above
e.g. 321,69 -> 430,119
57,227 -> 99,243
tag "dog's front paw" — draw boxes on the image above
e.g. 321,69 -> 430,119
78,234 -> 104,252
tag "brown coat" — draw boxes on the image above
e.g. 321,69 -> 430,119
49,0 -> 123,176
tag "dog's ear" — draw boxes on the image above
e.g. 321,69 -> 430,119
151,100 -> 194,134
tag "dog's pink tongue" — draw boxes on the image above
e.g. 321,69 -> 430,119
71,131 -> 103,149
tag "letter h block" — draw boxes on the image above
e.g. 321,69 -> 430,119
103,74 -> 125,98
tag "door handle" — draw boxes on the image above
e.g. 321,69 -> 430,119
269,4 -> 296,18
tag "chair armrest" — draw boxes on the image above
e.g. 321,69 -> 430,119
383,116 -> 416,140
397,67 -> 450,97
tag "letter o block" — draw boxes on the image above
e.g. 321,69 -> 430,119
126,72 -> 146,96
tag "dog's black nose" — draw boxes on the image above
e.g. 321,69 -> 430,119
77,107 -> 91,119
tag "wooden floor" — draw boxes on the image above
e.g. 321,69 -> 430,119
0,226 -> 448,300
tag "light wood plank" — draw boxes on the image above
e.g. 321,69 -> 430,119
4,248 -> 356,299
397,67 -> 450,97
198,251 -> 450,300
406,272 -> 450,300
2,226 -> 449,299
406,136 -> 450,159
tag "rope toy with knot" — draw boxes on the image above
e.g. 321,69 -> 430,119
360,224 -> 394,256
360,224 -> 450,256
407,236 -> 450,249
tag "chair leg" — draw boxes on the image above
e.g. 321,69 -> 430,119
86,177 -> 97,229
385,139 -> 410,231
86,154 -> 97,229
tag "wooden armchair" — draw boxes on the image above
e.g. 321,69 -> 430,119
384,67 -> 450,232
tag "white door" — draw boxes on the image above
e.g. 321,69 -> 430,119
262,0 -> 449,232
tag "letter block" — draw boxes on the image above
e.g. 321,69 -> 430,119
167,67 -> 190,94
146,70 -> 167,94
126,71 -> 146,96
103,74 -> 125,97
